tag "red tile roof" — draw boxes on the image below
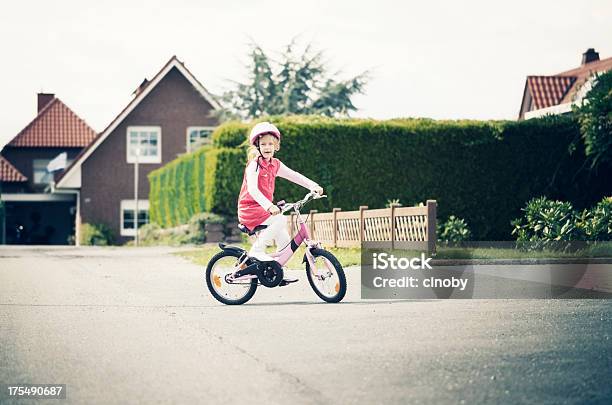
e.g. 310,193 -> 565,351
8,97 -> 97,148
526,76 -> 576,110
0,156 -> 27,182
520,55 -> 612,119
557,56 -> 612,103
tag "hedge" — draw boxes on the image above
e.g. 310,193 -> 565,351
148,115 -> 612,239
203,147 -> 246,215
148,146 -> 209,227
212,121 -> 250,148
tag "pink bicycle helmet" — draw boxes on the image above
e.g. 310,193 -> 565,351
249,122 -> 281,146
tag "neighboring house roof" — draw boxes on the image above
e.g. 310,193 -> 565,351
8,97 -> 97,147
0,156 -> 28,182
556,56 -> 612,104
519,50 -> 612,119
56,55 -> 220,189
526,76 -> 576,110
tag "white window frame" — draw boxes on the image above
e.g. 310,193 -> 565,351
120,199 -> 150,237
186,126 -> 215,153
126,126 -> 162,164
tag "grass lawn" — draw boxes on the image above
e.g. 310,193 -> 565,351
176,242 -> 612,269
176,243 -> 361,270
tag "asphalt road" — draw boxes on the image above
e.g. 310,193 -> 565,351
1,246 -> 611,404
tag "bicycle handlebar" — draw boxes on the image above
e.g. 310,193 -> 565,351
279,191 -> 326,214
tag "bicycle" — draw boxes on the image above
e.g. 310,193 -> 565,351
205,191 -> 347,305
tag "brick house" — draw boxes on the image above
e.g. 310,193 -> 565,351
518,48 -> 612,120
0,95 -> 97,244
55,56 -> 219,244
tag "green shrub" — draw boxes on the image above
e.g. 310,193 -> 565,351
438,215 -> 472,243
577,196 -> 612,241
511,197 -> 581,250
187,212 -> 227,243
137,213 -> 229,246
136,223 -> 191,246
138,223 -> 162,243
385,199 -> 402,208
133,224 -> 180,246
573,70 -> 612,169
512,196 -> 612,250
80,223 -> 114,246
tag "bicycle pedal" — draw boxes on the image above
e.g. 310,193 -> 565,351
279,278 -> 299,287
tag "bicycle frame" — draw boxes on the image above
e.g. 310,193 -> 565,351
268,212 -> 318,271
234,192 -> 334,280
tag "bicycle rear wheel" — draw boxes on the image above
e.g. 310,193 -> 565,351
305,248 -> 347,303
206,250 -> 257,305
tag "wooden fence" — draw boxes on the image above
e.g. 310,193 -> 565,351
287,200 -> 437,253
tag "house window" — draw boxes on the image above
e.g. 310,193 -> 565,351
186,126 -> 215,152
33,159 -> 53,184
127,126 -> 161,163
120,200 -> 149,236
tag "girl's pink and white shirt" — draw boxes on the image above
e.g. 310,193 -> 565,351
237,157 -> 319,231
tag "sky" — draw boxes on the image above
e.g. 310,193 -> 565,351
0,0 -> 610,149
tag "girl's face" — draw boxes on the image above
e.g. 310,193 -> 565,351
258,134 -> 279,159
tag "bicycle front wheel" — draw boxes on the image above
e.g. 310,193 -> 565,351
305,248 -> 347,303
206,251 -> 257,305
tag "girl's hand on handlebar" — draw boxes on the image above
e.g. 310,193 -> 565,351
313,186 -> 324,195
268,205 -> 281,215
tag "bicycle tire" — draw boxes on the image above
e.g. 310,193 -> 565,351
305,248 -> 347,303
206,250 -> 258,305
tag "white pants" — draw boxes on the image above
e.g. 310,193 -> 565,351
248,214 -> 291,261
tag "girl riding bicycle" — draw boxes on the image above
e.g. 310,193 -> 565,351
238,122 -> 323,268
206,125 -> 345,304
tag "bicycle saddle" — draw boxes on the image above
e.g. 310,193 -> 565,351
238,223 -> 268,236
